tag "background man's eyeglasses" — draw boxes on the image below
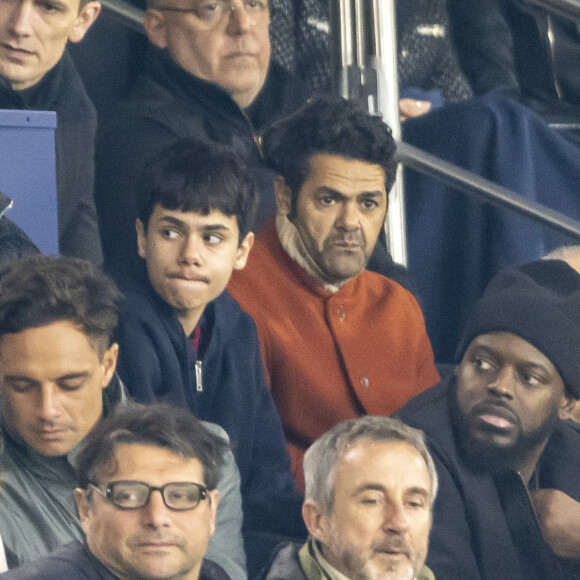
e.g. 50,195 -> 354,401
154,0 -> 269,28
89,480 -> 208,511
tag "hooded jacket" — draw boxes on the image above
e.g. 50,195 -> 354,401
114,283 -> 306,549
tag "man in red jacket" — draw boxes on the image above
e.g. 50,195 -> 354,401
228,97 -> 439,491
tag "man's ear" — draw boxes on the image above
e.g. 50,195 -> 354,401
233,232 -> 254,271
100,343 -> 119,390
144,9 -> 168,49
274,175 -> 293,217
558,396 -> 577,421
74,488 -> 91,531
302,499 -> 330,544
68,1 -> 101,43
207,489 -> 220,536
136,219 -> 147,260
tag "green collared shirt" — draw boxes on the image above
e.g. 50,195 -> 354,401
299,539 -> 435,580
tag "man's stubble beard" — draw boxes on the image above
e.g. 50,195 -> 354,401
334,541 -> 419,580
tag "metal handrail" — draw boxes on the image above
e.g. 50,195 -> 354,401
95,0 -> 580,243
398,142 -> 580,239
521,0 -> 580,21
330,0 -> 407,264
100,0 -> 144,33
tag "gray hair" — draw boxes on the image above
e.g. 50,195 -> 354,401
303,416 -> 438,514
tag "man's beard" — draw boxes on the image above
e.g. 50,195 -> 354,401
329,537 -> 424,580
454,402 -> 559,475
356,558 -> 415,580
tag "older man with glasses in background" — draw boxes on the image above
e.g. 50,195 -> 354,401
94,0 -> 311,286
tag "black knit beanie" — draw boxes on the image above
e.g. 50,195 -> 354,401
455,259 -> 580,398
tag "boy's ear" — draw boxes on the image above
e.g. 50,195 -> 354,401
233,232 -> 254,271
136,219 -> 147,260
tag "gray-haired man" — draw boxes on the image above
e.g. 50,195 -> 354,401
263,416 -> 437,580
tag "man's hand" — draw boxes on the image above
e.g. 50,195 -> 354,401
530,489 -> 580,558
399,99 -> 432,122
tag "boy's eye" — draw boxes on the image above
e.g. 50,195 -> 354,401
161,229 -> 180,240
203,233 -> 222,245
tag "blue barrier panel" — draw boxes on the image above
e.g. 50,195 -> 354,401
0,109 -> 58,255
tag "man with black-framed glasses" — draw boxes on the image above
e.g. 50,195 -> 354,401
0,402 -> 231,580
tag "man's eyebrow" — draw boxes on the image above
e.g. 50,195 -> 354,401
352,483 -> 386,495
3,375 -> 37,383
315,187 -> 385,199
55,372 -> 92,381
405,486 -> 430,499
4,371 -> 91,382
473,343 -> 550,371
38,0 -> 69,10
315,187 -> 346,199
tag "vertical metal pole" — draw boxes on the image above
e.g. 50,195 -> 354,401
371,0 -> 407,266
337,0 -> 354,99
330,0 -> 407,265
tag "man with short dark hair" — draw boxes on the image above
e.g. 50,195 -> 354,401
263,416 -> 437,580
0,255 -> 245,578
397,259 -> 580,579
0,0 -> 103,262
0,402 -> 230,580
228,97 -> 439,490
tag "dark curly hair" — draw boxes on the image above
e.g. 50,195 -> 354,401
261,96 -> 397,215
137,139 -> 258,243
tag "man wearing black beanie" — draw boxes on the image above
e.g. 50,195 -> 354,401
396,259 -> 580,580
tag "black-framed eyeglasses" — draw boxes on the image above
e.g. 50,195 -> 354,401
89,480 -> 208,511
154,0 -> 269,27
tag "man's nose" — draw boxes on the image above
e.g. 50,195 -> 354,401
336,202 -> 360,231
38,385 -> 63,420
382,500 -> 409,532
141,490 -> 172,528
488,366 -> 516,398
226,1 -> 253,33
8,1 -> 34,36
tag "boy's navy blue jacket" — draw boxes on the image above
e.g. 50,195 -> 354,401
396,373 -> 580,580
114,281 -> 306,569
